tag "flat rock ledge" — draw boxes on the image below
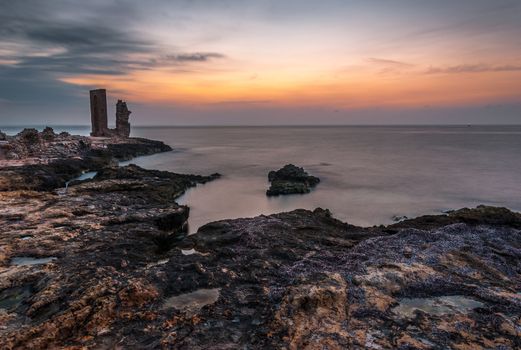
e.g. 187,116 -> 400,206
266,164 -> 320,196
1,181 -> 520,350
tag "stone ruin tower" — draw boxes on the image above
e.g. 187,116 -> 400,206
90,89 -> 131,138
90,89 -> 109,137
115,100 -> 131,138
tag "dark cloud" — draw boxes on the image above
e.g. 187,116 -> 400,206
0,0 -> 225,119
426,64 -> 521,74
0,6 -> 153,112
168,53 -> 226,62
25,25 -> 149,54
0,8 -> 205,77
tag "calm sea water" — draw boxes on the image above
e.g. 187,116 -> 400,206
126,126 -> 521,232
4,125 -> 521,232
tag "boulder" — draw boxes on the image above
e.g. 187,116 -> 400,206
267,164 -> 320,196
41,127 -> 56,141
17,128 -> 39,144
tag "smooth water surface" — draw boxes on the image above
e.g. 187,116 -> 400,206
162,288 -> 221,312
123,126 -> 521,232
393,295 -> 484,318
11,256 -> 57,266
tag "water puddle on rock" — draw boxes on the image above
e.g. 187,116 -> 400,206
393,295 -> 484,318
59,171 -> 98,195
181,248 -> 197,255
0,285 -> 32,311
181,248 -> 209,256
11,256 -> 57,266
162,288 -> 220,313
74,171 -> 98,181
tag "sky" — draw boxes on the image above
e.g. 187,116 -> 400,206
1,0 -> 521,126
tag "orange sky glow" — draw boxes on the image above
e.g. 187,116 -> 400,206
1,1 -> 521,124
60,64 -> 521,109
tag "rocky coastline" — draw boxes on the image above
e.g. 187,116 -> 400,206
0,128 -> 172,191
0,130 -> 520,349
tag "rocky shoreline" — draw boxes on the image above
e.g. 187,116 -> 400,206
0,128 -> 172,191
0,131 -> 520,349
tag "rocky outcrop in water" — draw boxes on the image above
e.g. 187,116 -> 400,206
1,156 -> 519,350
266,164 -> 320,196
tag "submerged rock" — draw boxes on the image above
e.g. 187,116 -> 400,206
266,164 -> 320,196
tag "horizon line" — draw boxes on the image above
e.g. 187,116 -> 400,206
2,123 -> 521,129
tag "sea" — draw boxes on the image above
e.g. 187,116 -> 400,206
4,125 -> 521,232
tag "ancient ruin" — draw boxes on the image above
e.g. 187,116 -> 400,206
115,100 -> 131,138
90,89 -> 108,137
90,89 -> 131,138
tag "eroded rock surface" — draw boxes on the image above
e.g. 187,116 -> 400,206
0,164 -> 219,349
1,186 -> 519,350
0,128 -> 172,191
267,164 -> 320,196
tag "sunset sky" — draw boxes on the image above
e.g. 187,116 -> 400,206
1,0 -> 521,125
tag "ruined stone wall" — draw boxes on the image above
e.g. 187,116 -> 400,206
90,90 -> 131,138
115,100 -> 131,138
90,89 -> 108,137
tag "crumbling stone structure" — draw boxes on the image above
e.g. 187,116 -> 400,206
90,89 -> 132,138
90,89 -> 109,137
116,100 -> 131,138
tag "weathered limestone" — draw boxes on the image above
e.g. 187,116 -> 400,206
89,89 -> 132,138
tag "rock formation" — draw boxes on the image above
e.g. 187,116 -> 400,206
90,89 -> 132,138
40,127 -> 56,141
267,164 -> 320,196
